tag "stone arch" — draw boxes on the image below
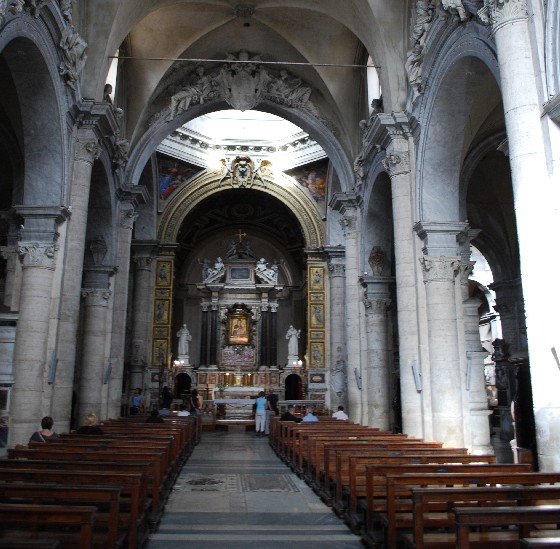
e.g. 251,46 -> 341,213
415,27 -> 500,222
127,99 -> 355,203
158,170 -> 325,251
0,24 -> 68,207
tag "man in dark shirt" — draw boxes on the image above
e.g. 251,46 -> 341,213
280,405 -> 302,423
264,389 -> 279,434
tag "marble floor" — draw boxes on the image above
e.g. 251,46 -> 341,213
146,430 -> 363,548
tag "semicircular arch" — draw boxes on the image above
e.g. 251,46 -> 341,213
158,170 -> 325,250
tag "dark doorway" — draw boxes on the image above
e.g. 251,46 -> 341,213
284,374 -> 302,400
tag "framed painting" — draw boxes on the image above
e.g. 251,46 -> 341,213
229,315 -> 249,344
156,260 -> 172,287
152,339 -> 168,366
154,299 -> 169,324
309,267 -> 324,291
310,304 -> 324,328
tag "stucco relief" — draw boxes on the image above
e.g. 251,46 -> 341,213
0,0 -> 23,27
18,242 -> 58,268
58,25 -> 87,89
163,50 -> 322,122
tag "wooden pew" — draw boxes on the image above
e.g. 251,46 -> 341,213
0,483 -> 124,548
454,505 -> 560,548
521,539 -> 560,548
337,452 -> 496,525
404,485 -> 560,549
8,446 -> 165,523
360,463 -> 533,547
361,468 -> 555,548
0,503 -> 97,549
324,444 -> 469,503
0,466 -> 147,549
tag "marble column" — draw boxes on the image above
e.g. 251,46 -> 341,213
129,240 -> 157,391
269,303 -> 278,368
78,267 -> 113,425
326,248 -> 346,412
106,204 -> 138,419
420,254 -> 464,446
362,279 -> 392,430
9,206 -> 69,446
338,203 -> 362,423
200,304 -> 209,367
458,231 -> 493,454
51,139 -> 101,433
482,0 -> 560,470
384,121 -> 424,439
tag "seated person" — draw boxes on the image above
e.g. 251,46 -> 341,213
29,416 -> 60,443
146,409 -> 165,423
332,405 -> 349,420
302,406 -> 319,422
76,412 -> 104,435
177,404 -> 190,416
280,405 -> 302,423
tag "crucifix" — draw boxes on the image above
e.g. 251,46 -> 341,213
235,229 -> 247,243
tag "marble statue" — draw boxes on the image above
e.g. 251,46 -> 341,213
58,25 -> 87,89
203,257 -> 225,282
286,325 -> 300,357
255,258 -> 279,284
176,324 -> 191,356
167,66 -> 214,121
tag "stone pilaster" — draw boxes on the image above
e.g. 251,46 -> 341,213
130,240 -> 157,391
481,0 -> 560,470
369,113 -> 424,439
106,203 -> 138,418
78,281 -> 112,425
331,200 -> 362,423
9,206 -> 69,446
362,278 -> 392,430
51,137 -> 101,433
326,248 -> 346,411
420,254 -> 464,446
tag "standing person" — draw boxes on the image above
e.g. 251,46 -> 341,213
29,416 -> 60,442
129,387 -> 144,415
254,391 -> 269,436
190,389 -> 202,415
161,386 -> 173,410
264,389 -> 279,435
280,405 -> 302,423
76,413 -> 104,435
332,405 -> 349,420
302,406 -> 319,422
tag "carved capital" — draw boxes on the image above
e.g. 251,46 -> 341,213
420,256 -> 460,283
74,140 -> 101,164
363,298 -> 392,315
119,208 -> 138,230
328,263 -> 345,278
478,0 -> 528,30
133,255 -> 153,271
340,215 -> 357,234
458,260 -> 475,285
383,152 -> 410,177
81,287 -> 111,306
18,242 -> 58,268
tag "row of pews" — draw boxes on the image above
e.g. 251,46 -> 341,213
0,414 -> 201,548
270,417 -> 560,548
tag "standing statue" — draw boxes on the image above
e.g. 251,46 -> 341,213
176,324 -> 192,356
286,325 -> 301,357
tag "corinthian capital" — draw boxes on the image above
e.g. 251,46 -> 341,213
363,298 -> 392,315
18,242 -> 58,268
383,152 -> 410,177
81,287 -> 111,306
340,215 -> 357,234
420,256 -> 460,283
478,0 -> 527,29
74,140 -> 101,164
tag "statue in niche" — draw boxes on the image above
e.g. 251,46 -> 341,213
368,246 -> 386,276
286,325 -> 300,357
176,324 -> 192,356
167,66 -> 215,121
203,257 -> 225,283
255,258 -> 279,284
